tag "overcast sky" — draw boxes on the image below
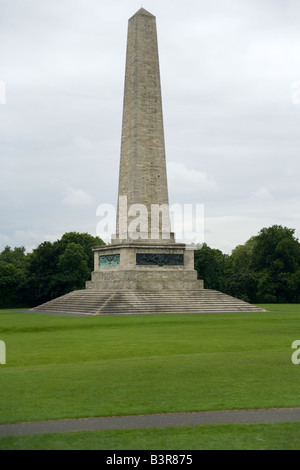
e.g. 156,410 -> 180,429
1,0 -> 300,254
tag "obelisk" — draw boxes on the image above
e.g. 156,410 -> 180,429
88,7 -> 201,291
116,8 -> 170,241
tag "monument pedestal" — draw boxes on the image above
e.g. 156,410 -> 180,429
86,242 -> 204,291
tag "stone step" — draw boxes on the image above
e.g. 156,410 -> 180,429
31,289 -> 266,315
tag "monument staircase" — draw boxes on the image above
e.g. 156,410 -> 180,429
31,289 -> 266,316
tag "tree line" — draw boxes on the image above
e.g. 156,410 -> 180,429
0,225 -> 299,308
0,232 -> 104,308
195,225 -> 300,303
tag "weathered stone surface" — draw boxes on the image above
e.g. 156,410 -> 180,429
31,289 -> 266,315
116,7 -> 170,242
88,241 -> 198,290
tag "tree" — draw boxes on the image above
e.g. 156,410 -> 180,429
25,232 -> 105,306
59,232 -> 104,271
58,243 -> 90,292
194,243 -> 228,291
25,240 -> 65,304
224,238 -> 257,302
251,225 -> 300,302
194,225 -> 300,304
0,246 -> 26,264
0,246 -> 28,307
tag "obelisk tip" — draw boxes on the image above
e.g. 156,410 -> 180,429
130,7 -> 155,19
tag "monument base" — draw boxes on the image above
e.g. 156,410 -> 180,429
86,242 -> 203,291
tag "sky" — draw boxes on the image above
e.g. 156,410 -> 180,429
0,0 -> 300,254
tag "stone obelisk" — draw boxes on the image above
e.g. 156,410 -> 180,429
87,7 -> 201,291
116,8 -> 170,241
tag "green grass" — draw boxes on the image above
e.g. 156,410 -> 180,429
1,422 -> 300,450
0,305 -> 300,449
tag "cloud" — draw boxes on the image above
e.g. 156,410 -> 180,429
0,230 -> 60,253
62,187 -> 94,206
73,137 -> 95,152
167,162 -> 217,199
250,187 -> 273,201
0,0 -> 299,254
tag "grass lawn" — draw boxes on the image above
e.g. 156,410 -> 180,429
1,422 -> 300,450
0,304 -> 300,449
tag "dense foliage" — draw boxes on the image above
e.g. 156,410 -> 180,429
195,225 -> 300,303
0,232 -> 104,307
0,225 -> 299,307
